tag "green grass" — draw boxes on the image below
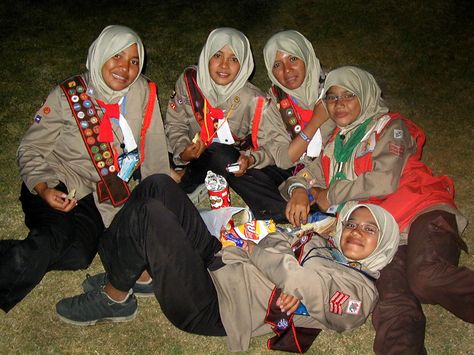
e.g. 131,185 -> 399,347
1,0 -> 473,353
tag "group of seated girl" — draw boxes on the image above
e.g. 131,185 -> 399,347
1,24 -> 472,355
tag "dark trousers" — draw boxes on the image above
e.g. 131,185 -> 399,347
179,142 -> 240,193
227,165 -> 293,222
99,174 -> 225,336
372,210 -> 474,355
0,183 -> 104,312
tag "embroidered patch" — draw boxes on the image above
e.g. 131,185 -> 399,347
389,141 -> 405,157
277,318 -> 289,330
34,114 -> 42,123
356,133 -> 376,158
43,106 -> 51,115
345,299 -> 362,315
329,291 -> 349,315
298,168 -> 314,183
169,101 -> 177,111
170,90 -> 176,99
393,129 -> 403,139
280,98 -> 290,109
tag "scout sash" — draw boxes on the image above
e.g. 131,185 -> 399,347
264,233 -> 321,353
272,86 -> 308,140
183,68 -> 263,150
60,76 -> 130,207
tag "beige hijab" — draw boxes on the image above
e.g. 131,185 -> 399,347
196,27 -> 254,107
323,66 -> 389,131
263,30 -> 322,110
332,203 -> 400,278
86,25 -> 145,103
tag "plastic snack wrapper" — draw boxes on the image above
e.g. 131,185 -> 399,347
277,211 -> 337,238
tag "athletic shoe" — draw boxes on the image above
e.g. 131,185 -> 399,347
82,272 -> 154,297
56,290 -> 137,326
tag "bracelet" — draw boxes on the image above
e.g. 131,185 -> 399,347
306,188 -> 314,203
299,130 -> 312,143
288,183 -> 306,197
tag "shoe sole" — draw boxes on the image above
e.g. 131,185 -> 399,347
57,308 -> 138,326
133,292 -> 154,298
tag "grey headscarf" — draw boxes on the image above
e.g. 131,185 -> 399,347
323,66 -> 389,130
196,27 -> 254,107
86,25 -> 145,103
333,203 -> 400,278
263,30 -> 321,110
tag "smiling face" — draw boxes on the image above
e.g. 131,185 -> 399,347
340,207 -> 379,261
208,45 -> 241,86
101,43 -> 140,91
272,50 -> 306,90
325,85 -> 361,127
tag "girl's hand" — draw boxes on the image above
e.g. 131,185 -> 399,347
233,154 -> 254,177
180,138 -> 206,161
276,292 -> 301,315
243,240 -> 256,253
285,188 -> 310,226
309,99 -> 330,127
35,183 -> 77,212
314,187 -> 330,211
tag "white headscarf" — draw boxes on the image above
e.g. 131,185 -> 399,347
196,27 -> 254,107
333,203 -> 400,278
263,30 -> 322,110
86,25 -> 145,103
323,66 -> 389,130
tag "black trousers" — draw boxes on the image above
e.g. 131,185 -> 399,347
372,210 -> 474,355
99,174 -> 226,336
0,182 -> 104,312
227,165 -> 293,222
179,142 -> 240,193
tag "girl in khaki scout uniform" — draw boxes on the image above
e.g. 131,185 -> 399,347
281,66 -> 473,354
0,25 -> 169,313
165,27 -> 266,194
54,174 -> 400,353
227,30 -> 333,222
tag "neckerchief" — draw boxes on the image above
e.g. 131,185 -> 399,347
96,99 -> 121,143
330,118 -> 372,185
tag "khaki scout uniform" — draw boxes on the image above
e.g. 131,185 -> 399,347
17,74 -> 170,227
252,88 -> 336,170
165,66 -> 266,166
210,232 -> 377,352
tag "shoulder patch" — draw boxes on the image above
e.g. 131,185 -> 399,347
329,291 -> 350,315
345,299 -> 362,315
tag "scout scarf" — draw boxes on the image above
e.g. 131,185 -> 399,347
86,25 -> 144,103
197,27 -> 254,107
264,30 -> 322,110
330,117 -> 372,185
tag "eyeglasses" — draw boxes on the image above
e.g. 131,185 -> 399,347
324,93 -> 357,103
342,221 -> 379,236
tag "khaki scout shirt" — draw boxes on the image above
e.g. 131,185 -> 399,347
280,116 -> 467,234
251,88 -> 336,170
165,66 -> 266,166
17,75 -> 170,227
210,232 -> 377,352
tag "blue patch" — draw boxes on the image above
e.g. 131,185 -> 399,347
34,114 -> 42,123
277,318 -> 289,330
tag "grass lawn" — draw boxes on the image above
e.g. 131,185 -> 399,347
1,0 -> 473,353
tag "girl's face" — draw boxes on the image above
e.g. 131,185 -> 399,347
272,51 -> 306,90
208,45 -> 241,86
325,85 -> 361,127
101,43 -> 140,91
340,207 -> 379,261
